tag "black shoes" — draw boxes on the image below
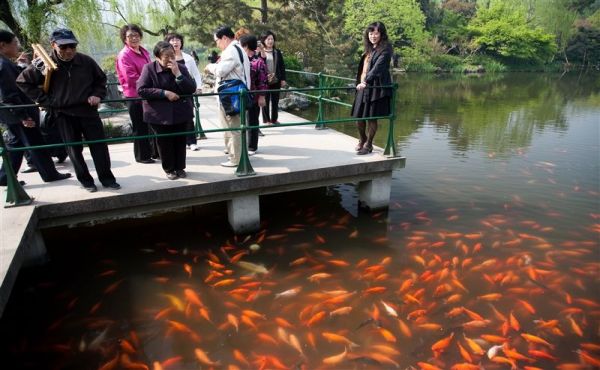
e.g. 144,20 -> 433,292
56,155 -> 68,163
45,173 -> 71,182
21,166 -> 38,173
103,182 -> 121,190
176,170 -> 186,178
137,159 -> 155,164
82,184 -> 98,192
356,145 -> 373,155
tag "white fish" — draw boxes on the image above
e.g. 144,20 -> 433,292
237,261 -> 269,274
381,300 -> 398,317
487,344 -> 505,359
275,287 -> 302,299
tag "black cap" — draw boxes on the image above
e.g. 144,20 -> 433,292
50,28 -> 79,45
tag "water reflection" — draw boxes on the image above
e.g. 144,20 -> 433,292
311,72 -> 598,157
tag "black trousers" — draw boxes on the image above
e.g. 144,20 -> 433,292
24,121 -> 67,166
56,114 -> 116,187
185,120 -> 197,146
247,104 -> 260,151
151,123 -> 187,173
126,101 -> 153,162
0,124 -> 63,185
262,82 -> 281,123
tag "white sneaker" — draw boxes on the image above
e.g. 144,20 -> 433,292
189,144 -> 199,151
223,149 -> 229,154
248,150 -> 256,156
220,160 -> 237,167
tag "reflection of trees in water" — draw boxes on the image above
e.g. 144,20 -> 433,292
296,73 -> 598,155
393,73 -> 595,155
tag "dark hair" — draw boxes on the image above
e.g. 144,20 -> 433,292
120,24 -> 143,44
260,30 -> 277,45
363,21 -> 389,53
239,35 -> 257,51
0,29 -> 16,44
153,41 -> 174,58
214,26 -> 235,40
164,32 -> 184,48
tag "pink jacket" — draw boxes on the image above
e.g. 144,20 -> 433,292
116,45 -> 151,98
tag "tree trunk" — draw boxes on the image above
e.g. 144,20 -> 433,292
260,0 -> 268,24
0,0 -> 31,47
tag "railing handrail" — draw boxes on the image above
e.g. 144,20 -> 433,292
1,73 -> 398,207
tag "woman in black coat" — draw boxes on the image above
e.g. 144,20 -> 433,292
137,41 -> 196,180
351,21 -> 393,155
259,30 -> 286,124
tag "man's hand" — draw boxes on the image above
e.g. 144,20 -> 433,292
164,91 -> 180,101
167,58 -> 181,77
87,96 -> 101,106
21,118 -> 36,128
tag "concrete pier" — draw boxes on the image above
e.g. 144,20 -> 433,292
0,95 -> 405,316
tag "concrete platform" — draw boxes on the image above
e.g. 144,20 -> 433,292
0,96 -> 405,316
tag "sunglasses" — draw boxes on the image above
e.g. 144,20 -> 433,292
58,44 -> 77,50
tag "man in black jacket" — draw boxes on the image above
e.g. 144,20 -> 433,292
0,29 -> 71,186
17,28 -> 119,192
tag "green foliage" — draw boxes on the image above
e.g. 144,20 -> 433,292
430,53 -> 464,70
434,8 -> 471,54
468,2 -> 558,63
343,0 -> 430,50
566,22 -> 600,67
101,55 -> 117,74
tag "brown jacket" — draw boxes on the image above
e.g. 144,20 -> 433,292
17,51 -> 106,117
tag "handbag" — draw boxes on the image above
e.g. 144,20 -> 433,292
218,79 -> 252,116
217,45 -> 253,116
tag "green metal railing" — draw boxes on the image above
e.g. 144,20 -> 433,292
1,71 -> 398,207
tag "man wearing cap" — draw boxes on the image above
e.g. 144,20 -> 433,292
17,28 -> 120,192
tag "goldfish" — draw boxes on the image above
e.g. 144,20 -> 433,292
431,332 -> 454,352
275,287 -> 302,299
378,327 -> 397,342
306,311 -> 326,327
289,334 -> 305,357
520,333 -> 554,348
184,288 -> 203,307
237,261 -> 269,274
322,332 -> 359,348
321,347 -> 348,367
227,314 -> 239,332
308,273 -> 332,283
462,334 -> 484,355
213,278 -> 236,287
330,306 -> 352,317
417,362 -> 443,370
380,300 -> 398,317
194,348 -> 221,366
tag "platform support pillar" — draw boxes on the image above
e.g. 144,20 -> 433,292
227,195 -> 260,234
358,173 -> 392,210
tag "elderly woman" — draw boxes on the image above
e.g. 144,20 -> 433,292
116,24 -> 154,163
137,41 -> 196,180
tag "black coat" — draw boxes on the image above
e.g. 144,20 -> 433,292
354,42 -> 393,102
16,52 -> 107,118
0,55 -> 38,125
137,61 -> 196,125
272,48 -> 286,83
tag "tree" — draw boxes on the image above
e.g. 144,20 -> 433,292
468,2 -> 557,63
0,0 -> 100,47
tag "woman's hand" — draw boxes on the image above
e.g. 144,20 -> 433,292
356,81 -> 367,91
21,118 -> 36,128
167,58 -> 181,77
164,90 -> 180,101
258,95 -> 266,108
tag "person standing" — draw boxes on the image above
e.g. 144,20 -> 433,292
259,30 -> 286,125
351,21 -> 393,155
17,28 -> 120,192
137,41 -> 196,180
204,26 -> 251,168
165,32 -> 202,151
116,24 -> 154,164
0,29 -> 71,186
239,35 -> 267,155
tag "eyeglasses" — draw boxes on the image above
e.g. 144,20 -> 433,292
58,44 -> 77,50
126,34 -> 141,40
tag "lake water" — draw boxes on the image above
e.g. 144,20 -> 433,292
1,73 -> 599,370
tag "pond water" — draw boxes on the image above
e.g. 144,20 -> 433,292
1,73 -> 599,370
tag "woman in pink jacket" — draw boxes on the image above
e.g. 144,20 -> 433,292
116,24 -> 155,164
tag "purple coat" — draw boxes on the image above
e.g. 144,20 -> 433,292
137,61 -> 196,125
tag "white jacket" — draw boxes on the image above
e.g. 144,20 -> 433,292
206,40 -> 251,91
181,52 -> 202,88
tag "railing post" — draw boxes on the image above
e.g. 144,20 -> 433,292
315,73 -> 327,130
383,83 -> 398,157
235,89 -> 255,177
0,134 -> 33,207
193,95 -> 207,139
